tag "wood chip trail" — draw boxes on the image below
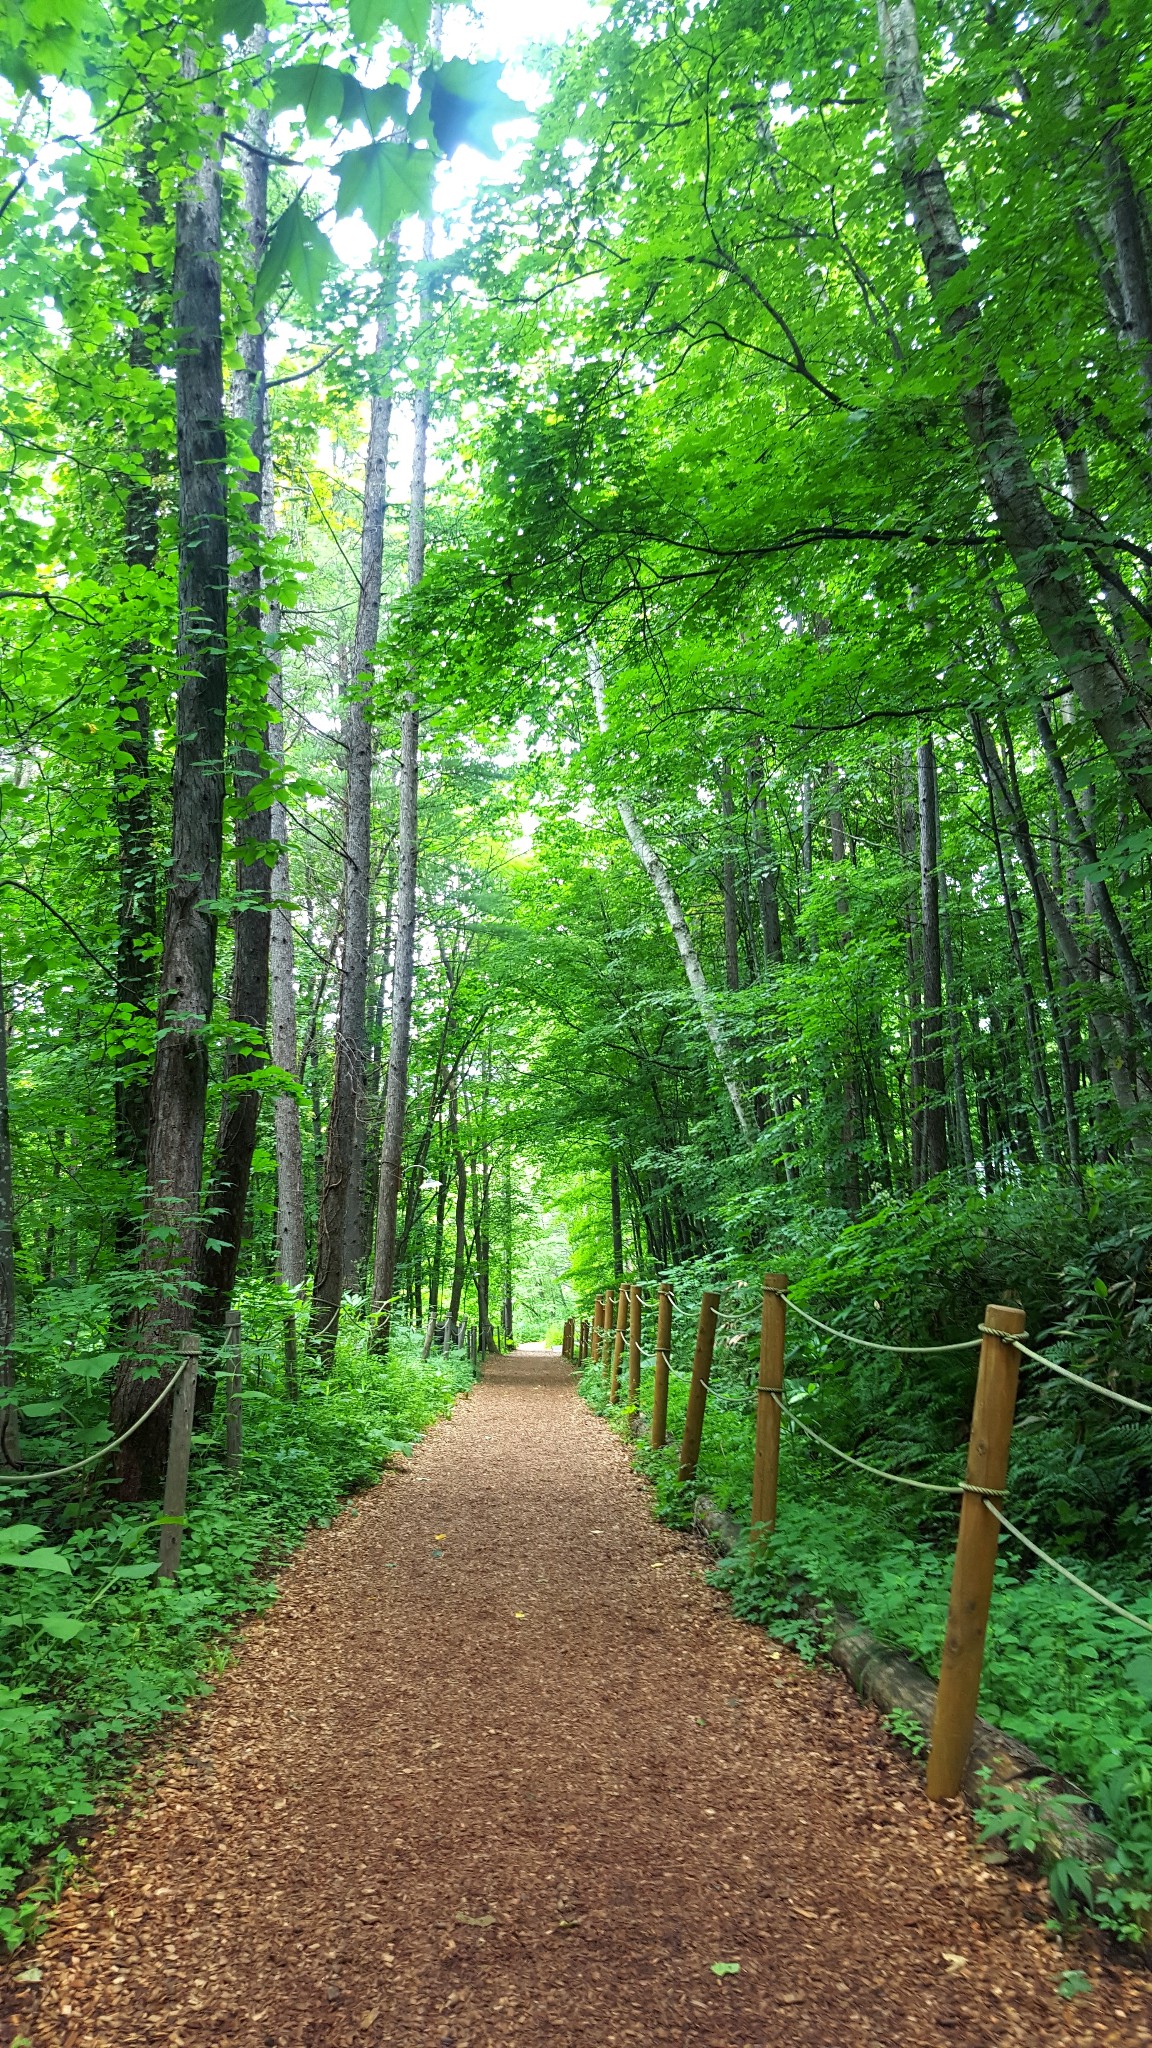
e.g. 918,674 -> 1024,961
7,1350 -> 1151,2047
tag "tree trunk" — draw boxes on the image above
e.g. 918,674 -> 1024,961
269,669 -> 306,1288
720,778 -> 741,992
917,738 -> 948,1179
200,89 -> 272,1340
371,222 -> 431,1348
589,648 -> 753,1139
610,1159 -> 624,1283
937,815 -> 976,1180
311,245 -> 398,1360
111,63 -> 227,1497
877,0 -> 1152,820
0,949 -> 18,1470
446,1089 -> 467,1340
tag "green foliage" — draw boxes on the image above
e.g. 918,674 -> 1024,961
0,1291 -> 472,1952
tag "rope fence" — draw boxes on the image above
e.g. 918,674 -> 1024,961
2,1351 -> 194,1486
584,1269 -> 1152,1801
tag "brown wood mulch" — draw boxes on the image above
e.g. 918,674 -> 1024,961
4,1348 -> 1151,2048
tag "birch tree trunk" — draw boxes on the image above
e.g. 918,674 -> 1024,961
268,639 -> 306,1289
589,647 -> 753,1140
311,244 -> 397,1360
111,64 -> 228,1495
877,0 -> 1152,818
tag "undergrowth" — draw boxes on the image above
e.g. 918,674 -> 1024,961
578,1228 -> 1152,1949
0,1286 -> 472,1951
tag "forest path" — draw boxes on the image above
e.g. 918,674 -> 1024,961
7,1350 -> 1149,2048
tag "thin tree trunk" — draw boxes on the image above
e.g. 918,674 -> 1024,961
111,61 -> 227,1496
269,678 -> 306,1288
917,738 -> 948,1178
720,778 -> 741,992
877,0 -> 1152,819
200,82 -> 272,1339
311,242 -> 398,1359
610,1159 -> 624,1283
937,816 -> 976,1180
446,1088 -> 467,1339
589,649 -> 753,1138
370,222 -> 430,1346
0,950 -> 18,1469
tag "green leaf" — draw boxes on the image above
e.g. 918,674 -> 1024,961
211,0 -> 265,36
424,57 -> 524,159
0,1547 -> 72,1574
269,62 -> 347,137
347,0 -> 430,48
709,1961 -> 740,1977
335,140 -> 435,239
38,1612 -> 85,1641
255,201 -> 335,311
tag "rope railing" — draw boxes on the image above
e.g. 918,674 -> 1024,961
2,1352 -> 194,1486
587,1267 -> 1152,1809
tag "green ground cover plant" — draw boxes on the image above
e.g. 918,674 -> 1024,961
0,1289 -> 472,1951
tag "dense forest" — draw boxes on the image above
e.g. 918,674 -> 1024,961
2,0 -> 1152,1961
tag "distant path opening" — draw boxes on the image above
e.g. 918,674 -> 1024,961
8,1351 -> 1146,2046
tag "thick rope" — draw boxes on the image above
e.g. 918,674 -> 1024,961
767,1291 -> 981,1356
1,1354 -> 192,1486
767,1391 -> 998,1496
985,1502 -> 1152,1636
987,1328 -> 1152,1418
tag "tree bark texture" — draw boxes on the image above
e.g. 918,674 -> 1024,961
589,648 -> 754,1140
311,246 -> 397,1359
200,81 -> 272,1339
0,950 -> 18,1469
877,0 -> 1152,820
917,738 -> 948,1178
111,69 -> 227,1497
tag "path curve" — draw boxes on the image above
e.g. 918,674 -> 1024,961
5,1351 -> 1149,2047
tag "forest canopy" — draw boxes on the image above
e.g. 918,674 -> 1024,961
2,0 -> 1152,1953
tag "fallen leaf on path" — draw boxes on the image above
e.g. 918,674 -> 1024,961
710,1961 -> 740,1977
942,1952 -> 967,1972
360,2010 -> 380,2030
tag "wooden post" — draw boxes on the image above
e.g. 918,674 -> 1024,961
579,1317 -> 589,1366
925,1302 -> 1026,1801
283,1305 -> 299,1401
650,1283 -> 672,1448
627,1284 -> 642,1405
750,1272 -> 787,1545
158,1333 -> 200,1580
678,1292 -> 719,1483
224,1309 -> 242,1475
591,1295 -> 603,1366
609,1283 -> 627,1402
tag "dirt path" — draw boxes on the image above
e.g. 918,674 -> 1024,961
6,1350 -> 1151,2048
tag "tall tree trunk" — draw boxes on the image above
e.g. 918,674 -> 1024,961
371,224 -> 430,1347
917,738 -> 948,1178
446,1087 -> 467,1339
589,649 -> 753,1139
877,0 -> 1152,819
269,664 -> 306,1288
113,143 -> 162,1243
0,949 -> 18,1470
610,1158 -> 624,1283
720,778 -> 741,992
111,62 -> 227,1497
200,85 -> 272,1339
971,712 -> 1146,1131
937,815 -> 976,1180
310,245 -> 398,1360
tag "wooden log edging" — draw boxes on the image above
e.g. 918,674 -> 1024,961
690,1496 -> 1145,1946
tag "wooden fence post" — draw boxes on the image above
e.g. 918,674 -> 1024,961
650,1283 -> 672,1448
224,1309 -> 242,1475
158,1332 -> 200,1580
609,1283 -> 627,1402
591,1295 -> 603,1366
283,1304 -> 299,1401
750,1272 -> 787,1545
579,1317 -> 589,1366
627,1284 -> 642,1405
925,1302 -> 1025,1801
678,1292 -> 719,1482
